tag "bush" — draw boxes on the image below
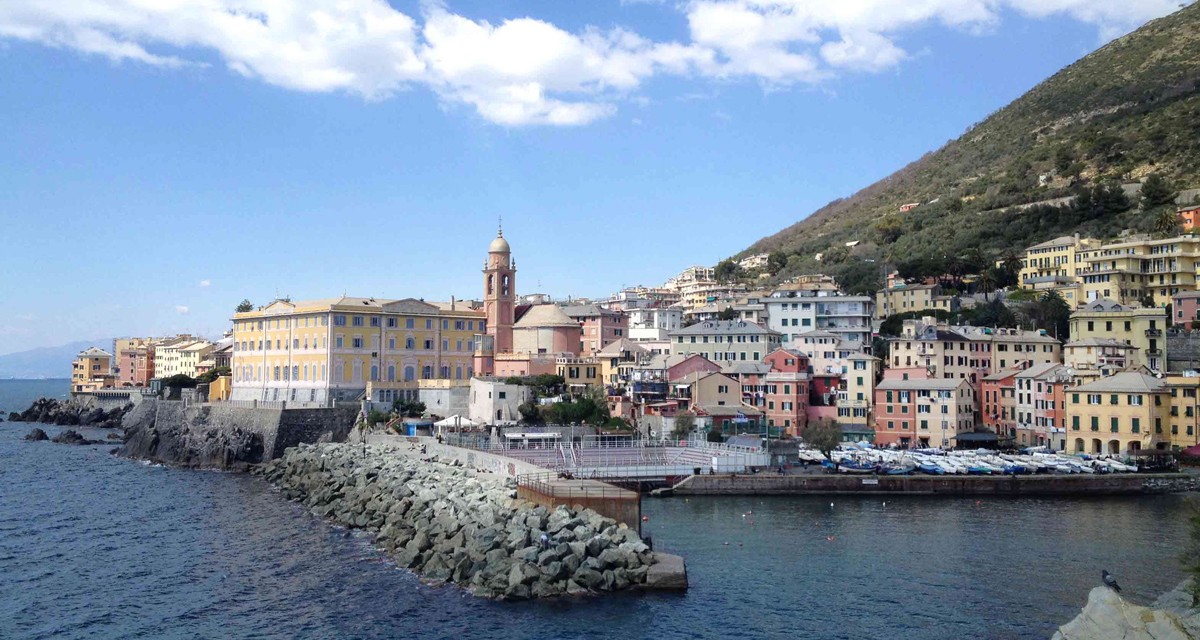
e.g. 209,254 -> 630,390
367,410 -> 390,426
160,374 -> 197,389
706,429 -> 724,443
197,366 -> 230,384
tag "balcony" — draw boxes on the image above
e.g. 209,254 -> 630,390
1145,329 -> 1163,338
1147,349 -> 1163,357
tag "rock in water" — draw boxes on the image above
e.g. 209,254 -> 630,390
51,429 -> 98,445
24,428 -> 49,441
1052,586 -> 1196,640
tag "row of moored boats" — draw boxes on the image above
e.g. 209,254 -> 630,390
797,446 -> 1139,475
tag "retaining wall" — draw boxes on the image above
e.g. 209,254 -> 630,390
671,472 -> 1197,496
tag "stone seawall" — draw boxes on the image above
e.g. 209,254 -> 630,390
256,443 -> 685,599
670,472 -> 1199,496
119,399 -> 356,470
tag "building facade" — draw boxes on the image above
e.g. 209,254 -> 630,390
72,347 -> 114,393
669,320 -> 782,363
231,297 -> 484,404
1068,299 -> 1167,372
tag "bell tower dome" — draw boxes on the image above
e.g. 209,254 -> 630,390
482,226 -> 515,362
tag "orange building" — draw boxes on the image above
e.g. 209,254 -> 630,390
1179,204 -> 1200,232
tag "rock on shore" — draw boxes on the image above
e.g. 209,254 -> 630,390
1053,582 -> 1200,639
118,399 -> 265,471
9,397 -> 130,428
256,443 -> 661,600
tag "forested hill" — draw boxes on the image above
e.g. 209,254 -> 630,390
741,3 -> 1200,294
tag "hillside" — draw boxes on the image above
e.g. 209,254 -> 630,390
743,3 -> 1200,294
0,341 -> 109,379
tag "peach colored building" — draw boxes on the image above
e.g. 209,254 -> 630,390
1180,205 -> 1200,232
981,368 -> 1020,436
1173,290 -> 1200,329
512,304 -> 582,356
1013,363 -> 1072,449
563,304 -> 628,356
874,368 -> 975,449
117,344 -> 155,387
762,349 -> 811,436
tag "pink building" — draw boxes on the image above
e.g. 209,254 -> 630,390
1172,290 -> 1200,329
564,304 -> 628,356
762,349 -> 810,436
117,345 -> 155,387
980,368 -> 1020,435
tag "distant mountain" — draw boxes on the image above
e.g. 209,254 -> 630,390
0,341 -> 110,379
740,3 -> 1200,294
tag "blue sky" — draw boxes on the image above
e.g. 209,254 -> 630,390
0,0 -> 1184,354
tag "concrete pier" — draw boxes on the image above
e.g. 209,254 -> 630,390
669,472 -> 1197,496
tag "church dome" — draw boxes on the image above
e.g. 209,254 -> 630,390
489,232 -> 510,253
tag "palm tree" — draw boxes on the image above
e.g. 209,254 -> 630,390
977,270 -> 995,301
1153,208 -> 1181,237
1000,249 -> 1023,276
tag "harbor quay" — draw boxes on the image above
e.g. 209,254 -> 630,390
665,471 -> 1198,496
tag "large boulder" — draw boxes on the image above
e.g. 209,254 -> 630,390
52,429 -> 98,445
642,553 -> 688,591
24,428 -> 48,441
1052,587 -> 1197,640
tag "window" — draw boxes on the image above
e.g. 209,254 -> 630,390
1110,394 -> 1118,405
1110,417 -> 1119,433
1091,416 -> 1099,432
406,318 -> 415,329
352,338 -> 364,349
405,338 -> 415,349
387,318 -> 397,328
1131,418 -> 1140,434
1072,416 -> 1080,431
334,315 -> 346,326
336,336 -> 344,348
352,316 -> 364,327
369,317 -> 380,327
424,339 -> 433,350
1128,395 -> 1143,406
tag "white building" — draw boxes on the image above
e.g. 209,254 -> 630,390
765,292 -> 873,350
468,378 -> 531,426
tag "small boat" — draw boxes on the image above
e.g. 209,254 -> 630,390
918,462 -> 945,475
882,462 -> 916,475
837,460 -> 878,474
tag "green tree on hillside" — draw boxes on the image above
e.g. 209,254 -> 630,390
767,251 -> 788,275
1154,208 -> 1182,236
714,259 -> 742,282
1141,173 -> 1178,209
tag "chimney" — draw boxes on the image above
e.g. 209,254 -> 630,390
451,295 -> 456,310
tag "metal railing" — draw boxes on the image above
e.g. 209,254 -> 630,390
515,471 -> 638,500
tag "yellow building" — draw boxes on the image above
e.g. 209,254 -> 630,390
874,283 -> 956,319
1018,235 -> 1100,305
1068,299 -> 1167,372
1078,233 -> 1200,307
556,356 -> 601,391
836,352 -> 880,436
596,338 -> 651,387
72,347 -> 114,392
1066,372 -> 1169,455
154,338 -> 214,379
231,297 -> 484,405
1166,374 -> 1200,451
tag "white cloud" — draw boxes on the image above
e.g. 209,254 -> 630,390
175,305 -> 190,314
198,279 -> 211,288
0,0 -> 1182,126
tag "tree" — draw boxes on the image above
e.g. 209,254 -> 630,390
235,299 -> 254,313
1153,208 -> 1181,237
873,217 -> 904,244
160,373 -> 197,389
706,429 -> 724,443
1182,505 -> 1200,607
1054,146 -> 1074,174
518,400 -> 543,425
717,307 -> 738,321
1023,291 -> 1071,340
392,398 -> 425,418
714,259 -> 742,283
802,419 -> 843,465
822,245 -> 849,265
1141,173 -> 1178,209
196,366 -> 231,384
767,251 -> 788,275
672,411 -> 696,440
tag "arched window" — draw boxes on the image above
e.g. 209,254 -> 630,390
370,365 -> 378,381
387,365 -> 396,382
487,274 -> 494,295
502,274 -> 510,296
404,366 -> 415,382
422,365 -> 432,379
440,365 -> 450,379
456,366 -> 462,380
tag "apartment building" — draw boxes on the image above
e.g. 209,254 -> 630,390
1018,234 -> 1100,305
1078,233 -> 1200,307
765,293 -> 873,349
562,304 -> 627,356
875,283 -> 957,319
231,296 -> 484,404
669,320 -> 782,364
1068,299 -> 1167,372
873,368 -> 974,449
1013,363 -> 1072,449
1065,372 -> 1169,455
72,347 -> 114,393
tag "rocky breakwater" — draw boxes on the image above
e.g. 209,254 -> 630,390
9,397 -> 130,429
255,443 -> 686,600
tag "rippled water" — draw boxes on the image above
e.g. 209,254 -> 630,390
0,409 -> 1193,639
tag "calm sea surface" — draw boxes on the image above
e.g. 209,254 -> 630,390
0,380 -> 1192,639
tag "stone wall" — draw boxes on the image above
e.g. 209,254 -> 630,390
120,399 -> 356,470
671,472 -> 1197,496
1168,330 -> 1200,373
